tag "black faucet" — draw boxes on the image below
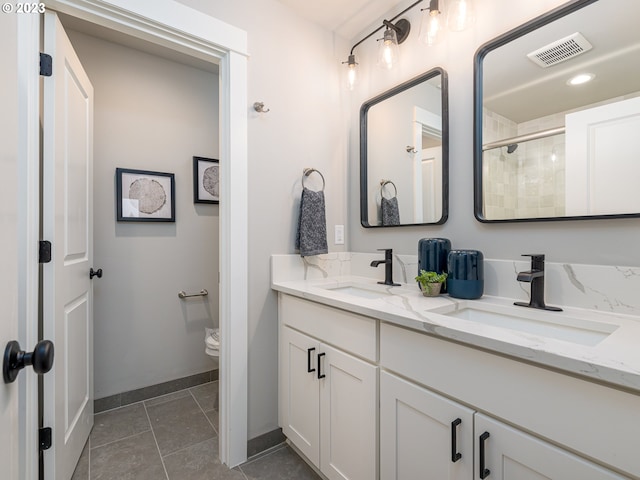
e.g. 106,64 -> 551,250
370,248 -> 400,286
514,254 -> 562,311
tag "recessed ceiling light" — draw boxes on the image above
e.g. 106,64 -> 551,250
567,73 -> 595,86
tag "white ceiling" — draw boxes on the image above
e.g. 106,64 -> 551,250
276,0 -> 404,40
483,0 -> 640,124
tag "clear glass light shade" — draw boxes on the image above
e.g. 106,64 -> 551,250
345,55 -> 358,90
419,8 -> 442,46
377,28 -> 399,69
447,0 -> 475,32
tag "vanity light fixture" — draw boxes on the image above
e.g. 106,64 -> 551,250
418,0 -> 442,46
342,0 -> 421,88
567,72 -> 595,86
378,24 -> 402,69
345,54 -> 358,90
419,0 -> 475,46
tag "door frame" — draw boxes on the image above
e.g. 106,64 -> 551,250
22,0 -> 250,471
17,13 -> 43,480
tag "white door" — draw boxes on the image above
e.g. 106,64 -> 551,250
380,371 -> 474,480
319,344 -> 377,480
474,414 -> 625,479
421,147 -> 443,223
279,326 -> 320,466
42,11 -> 94,480
565,96 -> 640,216
0,12 -> 21,479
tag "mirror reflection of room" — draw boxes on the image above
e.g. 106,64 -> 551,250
363,69 -> 447,227
479,0 -> 640,221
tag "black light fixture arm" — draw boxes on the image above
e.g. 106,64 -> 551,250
382,19 -> 401,32
348,0 -> 424,55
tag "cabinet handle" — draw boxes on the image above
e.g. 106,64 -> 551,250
479,431 -> 490,479
451,418 -> 462,462
307,347 -> 316,373
317,352 -> 326,379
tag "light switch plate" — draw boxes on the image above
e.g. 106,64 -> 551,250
334,225 -> 344,245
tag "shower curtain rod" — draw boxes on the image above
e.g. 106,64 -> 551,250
482,126 -> 565,151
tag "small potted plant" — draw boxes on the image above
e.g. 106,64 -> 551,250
415,270 -> 448,297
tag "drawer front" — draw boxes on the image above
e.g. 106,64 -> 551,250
380,322 -> 640,478
279,294 -> 377,361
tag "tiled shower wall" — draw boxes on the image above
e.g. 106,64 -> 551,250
482,91 -> 640,220
482,108 -> 565,219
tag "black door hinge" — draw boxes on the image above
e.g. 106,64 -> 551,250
39,427 -> 52,451
39,241 -> 52,264
40,53 -> 52,76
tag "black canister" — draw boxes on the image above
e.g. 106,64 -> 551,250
418,238 -> 451,292
447,250 -> 484,299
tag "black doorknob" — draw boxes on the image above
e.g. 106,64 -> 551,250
3,340 -> 54,384
90,268 -> 103,279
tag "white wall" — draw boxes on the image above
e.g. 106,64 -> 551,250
349,0 -> 640,267
174,0 -> 348,439
66,30 -> 220,398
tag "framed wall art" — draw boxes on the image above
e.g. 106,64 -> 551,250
116,168 -> 175,222
193,156 -> 219,204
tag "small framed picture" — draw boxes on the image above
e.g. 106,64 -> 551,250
193,156 -> 219,204
116,168 -> 175,222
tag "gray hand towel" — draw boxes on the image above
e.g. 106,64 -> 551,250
381,196 -> 400,226
296,187 -> 328,257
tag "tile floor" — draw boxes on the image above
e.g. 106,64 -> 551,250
72,381 -> 321,480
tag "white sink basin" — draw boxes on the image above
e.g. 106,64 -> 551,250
440,303 -> 619,346
320,282 -> 404,300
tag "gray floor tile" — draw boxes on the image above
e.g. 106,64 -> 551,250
240,445 -> 321,480
79,381 -> 317,480
90,403 -> 151,448
146,394 -> 216,456
205,409 -> 219,433
90,430 -> 167,480
164,437 -> 246,480
190,381 -> 219,412
71,438 -> 90,480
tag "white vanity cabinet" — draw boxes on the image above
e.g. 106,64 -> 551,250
380,322 -> 636,479
278,294 -> 377,480
380,369 -> 626,480
276,289 -> 637,479
380,371 -> 474,480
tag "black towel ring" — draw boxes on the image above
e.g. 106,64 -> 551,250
380,179 -> 397,199
302,168 -> 325,192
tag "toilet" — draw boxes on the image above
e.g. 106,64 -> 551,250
205,327 -> 220,358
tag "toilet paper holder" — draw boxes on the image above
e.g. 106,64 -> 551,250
178,289 -> 208,299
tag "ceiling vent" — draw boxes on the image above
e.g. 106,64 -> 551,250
527,32 -> 593,68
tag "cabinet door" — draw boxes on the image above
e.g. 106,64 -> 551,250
380,371 -> 474,480
280,326 -> 321,466
319,343 -> 377,480
474,414 -> 626,480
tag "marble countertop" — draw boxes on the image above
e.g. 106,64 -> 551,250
272,275 -> 640,394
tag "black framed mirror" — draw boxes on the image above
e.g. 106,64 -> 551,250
361,67 -> 448,227
474,0 -> 640,222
